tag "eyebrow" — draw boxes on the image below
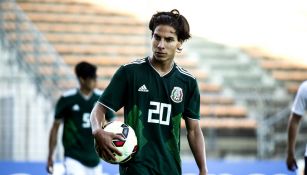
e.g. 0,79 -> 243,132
165,36 -> 175,40
153,33 -> 175,40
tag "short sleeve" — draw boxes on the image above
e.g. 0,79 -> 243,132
105,109 -> 116,121
292,81 -> 307,116
183,79 -> 200,120
54,97 -> 67,119
98,66 -> 127,112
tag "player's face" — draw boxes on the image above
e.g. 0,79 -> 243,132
80,77 -> 97,92
151,25 -> 182,64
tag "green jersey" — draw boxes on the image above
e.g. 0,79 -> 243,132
55,88 -> 115,167
98,57 -> 200,175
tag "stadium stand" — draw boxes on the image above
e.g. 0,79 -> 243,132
242,47 -> 307,158
12,0 -> 251,119
243,47 -> 307,95
0,0 -> 273,159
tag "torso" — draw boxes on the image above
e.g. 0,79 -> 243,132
99,57 -> 200,174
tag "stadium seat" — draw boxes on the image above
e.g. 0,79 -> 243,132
14,0 -> 250,124
242,47 -> 307,95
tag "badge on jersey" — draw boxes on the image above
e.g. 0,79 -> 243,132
170,87 -> 183,103
72,104 -> 80,111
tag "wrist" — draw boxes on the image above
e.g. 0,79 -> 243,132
92,128 -> 103,136
199,166 -> 208,174
47,154 -> 53,160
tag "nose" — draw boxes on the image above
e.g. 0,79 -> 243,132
157,40 -> 165,49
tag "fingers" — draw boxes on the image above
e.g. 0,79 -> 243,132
100,139 -> 122,160
287,160 -> 298,171
46,164 -> 53,174
291,161 -> 298,171
114,133 -> 125,140
111,133 -> 124,156
110,143 -> 122,157
46,158 -> 54,174
95,131 -> 123,161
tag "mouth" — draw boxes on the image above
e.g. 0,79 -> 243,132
155,52 -> 166,56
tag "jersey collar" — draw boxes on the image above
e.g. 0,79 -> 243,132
146,57 -> 176,77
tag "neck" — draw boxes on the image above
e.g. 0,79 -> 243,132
149,57 -> 174,76
79,88 -> 92,96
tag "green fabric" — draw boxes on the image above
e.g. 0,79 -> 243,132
55,89 -> 115,167
99,57 -> 200,175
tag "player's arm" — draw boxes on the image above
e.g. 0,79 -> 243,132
90,103 -> 122,160
286,112 -> 302,171
46,119 -> 61,174
185,118 -> 208,175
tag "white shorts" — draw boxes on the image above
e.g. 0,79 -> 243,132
64,157 -> 102,175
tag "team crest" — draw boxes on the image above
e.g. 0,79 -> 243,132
170,87 -> 183,103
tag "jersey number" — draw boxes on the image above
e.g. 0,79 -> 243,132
148,101 -> 171,125
82,113 -> 91,128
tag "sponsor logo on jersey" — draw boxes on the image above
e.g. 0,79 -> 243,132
72,104 -> 80,111
138,84 -> 149,92
170,87 -> 183,103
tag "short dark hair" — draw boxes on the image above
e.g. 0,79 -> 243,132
75,61 -> 97,79
149,9 -> 191,42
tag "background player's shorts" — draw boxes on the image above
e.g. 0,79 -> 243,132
64,157 -> 102,175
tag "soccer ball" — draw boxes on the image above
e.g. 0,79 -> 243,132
95,120 -> 138,164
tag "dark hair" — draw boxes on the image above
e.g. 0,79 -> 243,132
149,9 -> 191,42
75,61 -> 97,79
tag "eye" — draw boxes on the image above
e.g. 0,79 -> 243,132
153,34 -> 161,41
165,38 -> 174,42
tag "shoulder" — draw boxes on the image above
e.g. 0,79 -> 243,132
61,88 -> 78,98
175,65 -> 196,80
297,81 -> 307,96
56,89 -> 77,107
114,58 -> 147,75
123,58 -> 147,67
299,81 -> 307,89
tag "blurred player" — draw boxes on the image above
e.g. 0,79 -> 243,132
90,9 -> 208,175
46,61 -> 115,175
286,80 -> 307,175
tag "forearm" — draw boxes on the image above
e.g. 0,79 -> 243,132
48,124 -> 59,158
287,119 -> 298,155
90,103 -> 106,134
187,126 -> 207,173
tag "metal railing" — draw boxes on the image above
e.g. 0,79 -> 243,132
0,0 -> 75,104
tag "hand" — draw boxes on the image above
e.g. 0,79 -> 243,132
94,129 -> 123,161
199,168 -> 208,175
286,154 -> 298,171
46,156 -> 53,174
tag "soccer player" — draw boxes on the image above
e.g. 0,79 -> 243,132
90,9 -> 208,175
46,61 -> 115,175
286,80 -> 307,175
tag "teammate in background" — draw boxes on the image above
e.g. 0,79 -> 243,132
90,9 -> 208,175
286,80 -> 307,175
46,61 -> 115,175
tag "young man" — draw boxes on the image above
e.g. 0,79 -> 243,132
46,61 -> 115,175
286,80 -> 307,175
90,9 -> 208,175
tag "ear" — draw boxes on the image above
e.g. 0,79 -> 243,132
177,41 -> 182,49
176,41 -> 183,53
79,77 -> 85,84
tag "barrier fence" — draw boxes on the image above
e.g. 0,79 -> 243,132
0,159 -> 299,175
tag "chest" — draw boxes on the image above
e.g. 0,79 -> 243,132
129,71 -> 187,103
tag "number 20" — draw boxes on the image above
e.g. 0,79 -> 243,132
148,101 -> 171,125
